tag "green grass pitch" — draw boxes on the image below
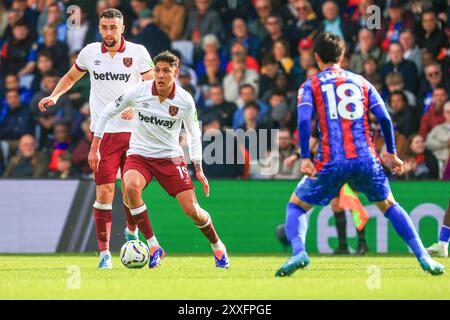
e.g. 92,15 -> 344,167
0,254 -> 449,299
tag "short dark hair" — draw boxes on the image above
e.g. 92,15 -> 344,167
421,8 -> 436,19
363,57 -> 377,66
262,54 -> 277,66
5,73 -> 18,80
209,84 -> 223,91
389,90 -> 407,104
433,84 -> 448,95
314,32 -> 345,64
100,8 -> 123,20
239,84 -> 255,93
38,50 -> 53,60
231,40 -> 247,51
271,88 -> 286,97
5,89 -> 19,95
266,14 -> 280,24
54,121 -> 69,130
244,101 -> 259,111
153,50 -> 179,68
43,70 -> 58,78
48,3 -> 60,10
13,19 -> 28,28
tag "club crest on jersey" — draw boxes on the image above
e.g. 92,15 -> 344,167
123,57 -> 133,68
169,106 -> 179,116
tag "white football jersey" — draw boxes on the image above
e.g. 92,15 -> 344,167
75,37 -> 154,133
94,80 -> 202,161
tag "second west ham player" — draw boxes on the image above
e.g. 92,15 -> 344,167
276,32 -> 444,277
89,51 -> 229,269
38,8 -> 155,268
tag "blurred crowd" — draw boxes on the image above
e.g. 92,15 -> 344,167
0,0 -> 449,180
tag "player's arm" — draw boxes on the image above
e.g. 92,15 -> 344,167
368,84 -> 403,174
38,64 -> 86,111
88,87 -> 138,172
297,80 -> 316,177
183,98 -> 209,196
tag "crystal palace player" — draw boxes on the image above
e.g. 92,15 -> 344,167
89,51 -> 229,269
38,9 -> 155,268
275,32 -> 444,277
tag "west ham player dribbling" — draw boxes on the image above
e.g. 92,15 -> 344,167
89,51 -> 229,269
38,9 -> 156,268
276,32 -> 444,277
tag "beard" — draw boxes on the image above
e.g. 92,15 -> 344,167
102,38 -> 117,48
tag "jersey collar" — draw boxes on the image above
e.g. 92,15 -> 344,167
101,36 -> 126,54
152,81 -> 176,100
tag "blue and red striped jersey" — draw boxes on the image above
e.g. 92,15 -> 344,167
297,66 -> 385,164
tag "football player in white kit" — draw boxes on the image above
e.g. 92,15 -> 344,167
89,51 -> 230,269
38,8 -> 156,268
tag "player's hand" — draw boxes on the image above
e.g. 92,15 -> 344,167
38,96 -> 58,112
385,153 -> 404,175
196,170 -> 210,197
300,158 -> 317,178
121,107 -> 134,120
88,148 -> 101,173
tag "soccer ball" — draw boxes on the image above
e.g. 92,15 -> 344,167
120,240 -> 150,268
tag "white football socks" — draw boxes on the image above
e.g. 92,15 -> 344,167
147,236 -> 159,249
126,227 -> 138,237
211,239 -> 226,252
100,250 -> 110,258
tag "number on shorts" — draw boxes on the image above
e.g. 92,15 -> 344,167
176,165 -> 189,179
321,83 -> 364,120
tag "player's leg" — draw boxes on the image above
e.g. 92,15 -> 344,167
150,157 -> 228,268
375,195 -> 443,275
94,183 -> 115,269
93,133 -> 127,268
122,168 -> 164,268
122,182 -> 138,241
176,189 -> 229,268
275,193 -> 312,277
354,157 -> 443,275
276,163 -> 343,277
427,200 -> 450,257
285,193 -> 311,256
118,134 -> 139,241
331,197 -> 349,255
